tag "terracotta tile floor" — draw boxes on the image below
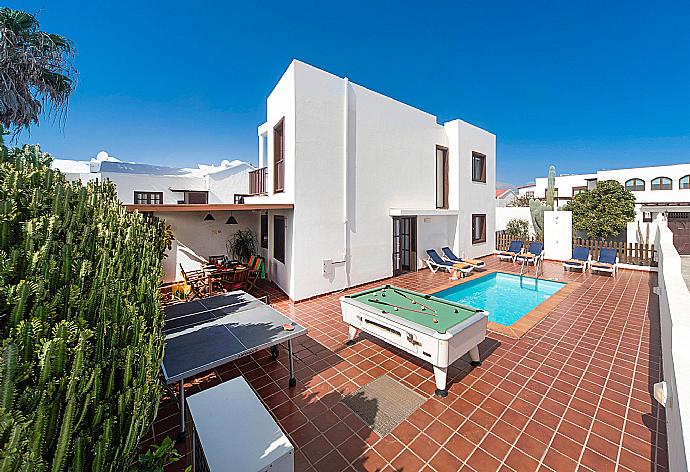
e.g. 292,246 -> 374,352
146,258 -> 667,472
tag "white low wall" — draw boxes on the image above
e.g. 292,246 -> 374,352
495,207 -> 533,233
655,219 -> 690,471
627,220 -> 659,245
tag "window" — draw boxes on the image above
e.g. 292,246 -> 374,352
273,215 -> 285,263
472,152 -> 486,183
274,119 -> 284,193
643,212 -> 653,223
186,191 -> 208,204
680,175 -> 690,189
572,186 -> 587,196
260,213 -> 268,249
625,178 -> 645,192
525,190 -> 534,198
134,191 -> 163,204
651,177 -> 672,190
435,146 -> 449,209
471,214 -> 486,244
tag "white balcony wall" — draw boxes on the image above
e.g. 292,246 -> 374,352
654,219 -> 690,471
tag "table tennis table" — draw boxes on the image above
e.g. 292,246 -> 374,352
162,290 -> 308,438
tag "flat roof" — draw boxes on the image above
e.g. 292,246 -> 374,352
125,203 -> 294,212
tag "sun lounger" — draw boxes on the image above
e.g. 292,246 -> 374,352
441,247 -> 486,269
515,242 -> 544,265
563,246 -> 591,272
591,248 -> 619,276
426,249 -> 473,277
497,240 -> 523,262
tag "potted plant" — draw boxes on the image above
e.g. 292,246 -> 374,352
226,229 -> 258,263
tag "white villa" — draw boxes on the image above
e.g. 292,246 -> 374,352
55,60 -> 496,301
519,163 -> 690,253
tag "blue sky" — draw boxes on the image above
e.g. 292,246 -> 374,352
7,1 -> 690,185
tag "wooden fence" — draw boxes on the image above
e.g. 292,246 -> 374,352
495,232 -> 657,266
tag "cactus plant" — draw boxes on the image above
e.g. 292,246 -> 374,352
0,143 -> 166,470
546,165 -> 556,208
529,165 -> 557,240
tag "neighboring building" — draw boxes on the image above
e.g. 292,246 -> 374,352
53,152 -> 254,204
242,60 -> 496,301
56,60 -> 497,301
495,188 -> 518,207
516,183 -> 536,199
53,153 -> 257,281
520,163 -> 690,253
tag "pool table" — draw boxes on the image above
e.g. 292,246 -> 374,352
340,285 -> 488,397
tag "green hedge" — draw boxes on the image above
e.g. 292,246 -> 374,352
0,144 -> 166,470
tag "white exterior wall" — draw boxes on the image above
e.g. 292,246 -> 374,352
160,211 -> 258,282
207,163 -> 252,203
532,173 -> 597,209
101,172 -> 205,204
246,63 -> 297,206
290,62 -> 452,300
251,61 -> 495,301
62,165 -> 252,206
446,120 -> 496,260
495,207 -> 534,234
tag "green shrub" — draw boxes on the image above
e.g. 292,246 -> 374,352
0,144 -> 166,470
506,218 -> 531,240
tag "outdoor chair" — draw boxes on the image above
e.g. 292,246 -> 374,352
497,241 -> 523,262
426,249 -> 472,277
229,267 -> 250,291
441,246 -> 486,269
591,248 -> 619,276
179,264 -> 208,300
246,256 -> 265,293
563,246 -> 591,272
515,242 -> 544,266
208,255 -> 225,266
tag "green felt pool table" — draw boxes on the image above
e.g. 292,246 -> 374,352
340,285 -> 488,397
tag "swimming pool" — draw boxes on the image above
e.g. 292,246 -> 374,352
432,272 -> 565,326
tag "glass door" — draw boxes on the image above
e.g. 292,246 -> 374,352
393,217 -> 417,276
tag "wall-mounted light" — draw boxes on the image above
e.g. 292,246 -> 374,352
225,212 -> 238,225
204,213 -> 215,221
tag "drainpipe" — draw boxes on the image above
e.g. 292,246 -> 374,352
342,77 -> 351,288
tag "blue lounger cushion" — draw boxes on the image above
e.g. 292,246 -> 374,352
441,246 -> 461,262
527,242 -> 543,256
571,246 -> 589,261
597,248 -> 617,265
426,249 -> 454,267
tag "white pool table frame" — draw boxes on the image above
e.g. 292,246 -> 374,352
340,294 -> 488,397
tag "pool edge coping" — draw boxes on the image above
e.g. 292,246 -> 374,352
422,269 -> 581,340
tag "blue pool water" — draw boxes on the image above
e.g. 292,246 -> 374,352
433,272 -> 565,326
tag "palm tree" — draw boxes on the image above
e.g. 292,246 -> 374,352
0,7 -> 76,135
